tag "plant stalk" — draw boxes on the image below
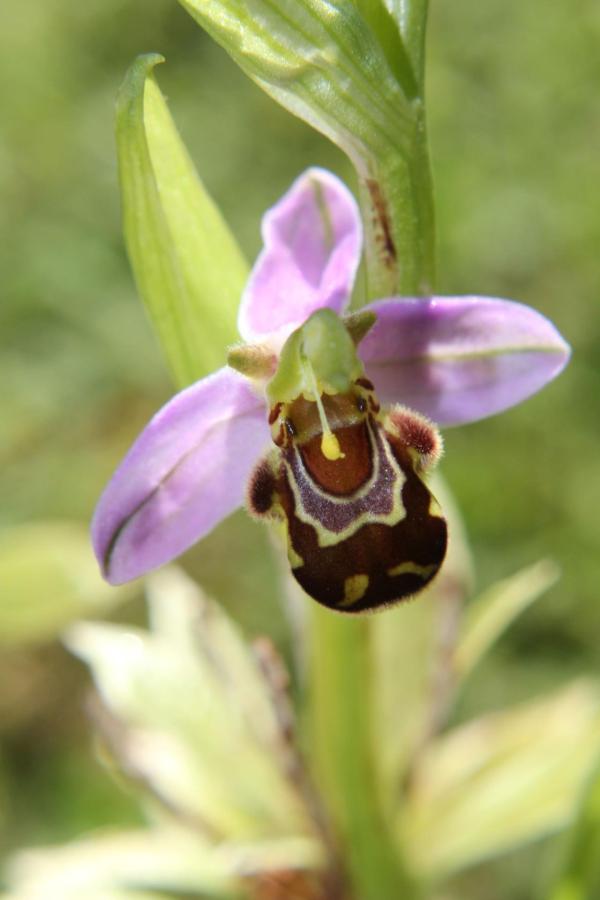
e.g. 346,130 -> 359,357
307,605 -> 422,900
306,38 -> 436,899
358,104 -> 436,299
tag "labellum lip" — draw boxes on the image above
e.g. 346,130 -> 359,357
249,380 -> 447,613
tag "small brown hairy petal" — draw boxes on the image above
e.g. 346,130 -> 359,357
247,454 -> 280,518
385,405 -> 443,471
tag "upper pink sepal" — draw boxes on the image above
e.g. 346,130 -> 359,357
91,367 -> 270,583
359,296 -> 571,426
237,168 -> 362,344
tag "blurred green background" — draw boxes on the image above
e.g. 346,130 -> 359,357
1,1 -> 599,897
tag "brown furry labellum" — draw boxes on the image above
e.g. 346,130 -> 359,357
248,378 -> 447,614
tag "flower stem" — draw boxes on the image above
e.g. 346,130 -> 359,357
307,605 -> 422,900
306,22 -> 436,897
396,0 -> 430,90
356,0 -> 434,299
358,103 -> 436,299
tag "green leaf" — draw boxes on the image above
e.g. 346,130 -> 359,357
454,559 -> 560,683
177,0 -> 417,169
402,681 -> 600,878
347,0 -> 417,96
381,0 -> 429,86
549,757 -> 600,900
177,0 -> 436,299
4,824 -> 323,900
4,826 -> 240,899
65,568 -> 321,847
0,521 -> 136,646
116,54 -> 248,389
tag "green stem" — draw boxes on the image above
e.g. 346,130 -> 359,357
395,0 -> 430,90
352,0 -> 433,298
358,103 -> 436,298
307,605 -> 422,900
306,17 -> 435,898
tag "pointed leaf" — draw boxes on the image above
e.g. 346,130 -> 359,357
4,826 -> 238,899
403,682 -> 600,877
454,559 -> 560,683
177,0 -> 416,169
381,0 -> 429,85
116,54 -> 248,388
65,569 -> 317,842
347,0 -> 417,96
5,826 -> 322,900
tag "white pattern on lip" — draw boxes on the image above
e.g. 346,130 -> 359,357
284,415 -> 407,547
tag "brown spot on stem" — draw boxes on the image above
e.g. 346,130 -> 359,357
366,178 -> 397,270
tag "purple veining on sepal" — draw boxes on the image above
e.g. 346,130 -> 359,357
92,368 -> 270,583
359,296 -> 571,426
237,167 -> 362,343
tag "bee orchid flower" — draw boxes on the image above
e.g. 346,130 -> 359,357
92,169 -> 570,611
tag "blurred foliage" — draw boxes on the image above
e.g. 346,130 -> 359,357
4,568 -> 598,899
0,522 -> 136,644
549,757 -> 600,900
1,0 -> 599,897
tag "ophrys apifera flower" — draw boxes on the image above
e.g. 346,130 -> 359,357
92,169 -> 570,612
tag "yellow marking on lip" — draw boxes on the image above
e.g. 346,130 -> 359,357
274,518 -> 304,569
387,561 -> 438,579
429,496 -> 444,518
341,573 -> 369,607
287,543 -> 305,569
321,431 -> 345,461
